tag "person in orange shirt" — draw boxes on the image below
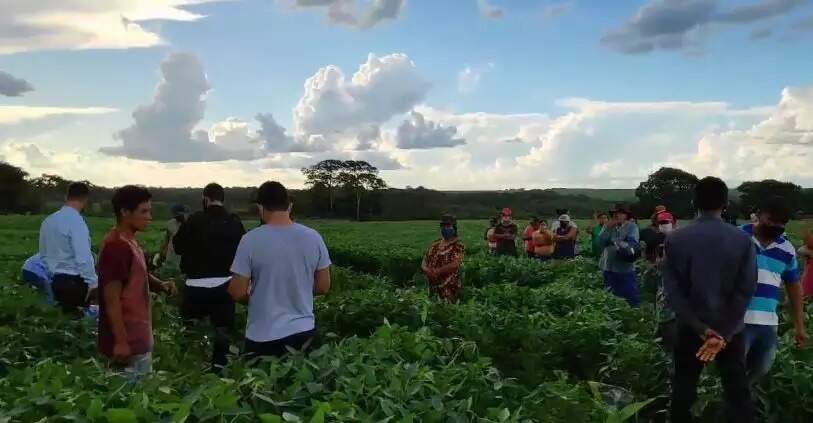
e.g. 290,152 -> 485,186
533,221 -> 555,261
522,217 -> 541,258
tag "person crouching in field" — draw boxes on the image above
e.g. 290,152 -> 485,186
97,186 -> 177,379
422,214 -> 465,303
21,253 -> 54,304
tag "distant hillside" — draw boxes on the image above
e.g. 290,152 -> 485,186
550,189 -> 636,202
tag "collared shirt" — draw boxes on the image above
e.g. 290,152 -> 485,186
598,221 -> 640,273
38,206 -> 98,288
740,224 -> 800,326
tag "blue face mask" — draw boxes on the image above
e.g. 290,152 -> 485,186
441,227 -> 456,240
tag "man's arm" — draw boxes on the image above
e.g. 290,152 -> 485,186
314,267 -> 331,296
786,282 -> 806,348
148,273 -> 177,296
227,274 -> 250,305
103,280 -> 131,362
597,226 -> 613,247
716,241 -> 758,340
662,238 -> 708,337
172,216 -> 192,257
70,220 -> 98,288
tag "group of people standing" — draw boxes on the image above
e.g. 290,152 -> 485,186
21,181 -> 332,378
484,208 -> 579,260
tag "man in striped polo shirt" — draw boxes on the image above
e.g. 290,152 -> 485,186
740,196 -> 807,383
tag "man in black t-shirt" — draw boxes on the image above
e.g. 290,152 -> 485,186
493,208 -> 518,257
173,183 -> 245,371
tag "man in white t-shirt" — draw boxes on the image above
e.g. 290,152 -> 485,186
228,181 -> 331,358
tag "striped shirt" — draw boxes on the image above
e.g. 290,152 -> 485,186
741,224 -> 800,326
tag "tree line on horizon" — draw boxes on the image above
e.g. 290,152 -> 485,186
1,160 -> 812,221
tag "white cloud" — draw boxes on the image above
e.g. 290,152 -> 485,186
457,63 -> 494,94
0,1 -> 227,55
293,53 -> 430,139
0,71 -> 34,96
103,52 -> 264,162
544,2 -> 574,19
396,111 -> 466,149
292,0 -> 404,29
478,0 -> 504,20
0,105 -> 116,125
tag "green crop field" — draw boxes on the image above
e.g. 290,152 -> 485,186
1,215 -> 812,422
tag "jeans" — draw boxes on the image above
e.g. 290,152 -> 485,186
742,324 -> 778,384
670,324 -> 754,423
123,353 -> 152,382
244,329 -> 315,360
21,270 -> 54,304
602,271 -> 640,307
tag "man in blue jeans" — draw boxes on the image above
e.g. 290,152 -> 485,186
598,203 -> 640,306
740,196 -> 806,384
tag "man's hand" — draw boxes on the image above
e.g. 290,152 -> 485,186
696,329 -> 726,362
112,341 -> 131,363
795,327 -> 807,349
162,280 -> 178,296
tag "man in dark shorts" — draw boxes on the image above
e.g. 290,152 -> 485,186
228,181 -> 331,359
173,183 -> 245,371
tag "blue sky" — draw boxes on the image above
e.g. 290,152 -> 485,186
1,0 -> 813,188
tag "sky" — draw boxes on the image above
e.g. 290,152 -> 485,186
1,0 -> 813,189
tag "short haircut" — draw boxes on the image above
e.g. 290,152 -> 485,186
203,183 -> 225,202
256,181 -> 289,211
66,182 -> 89,200
758,196 -> 791,224
597,212 -> 608,218
112,185 -> 152,219
694,177 -> 728,212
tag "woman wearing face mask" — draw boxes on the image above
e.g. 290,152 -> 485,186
422,214 -> 466,303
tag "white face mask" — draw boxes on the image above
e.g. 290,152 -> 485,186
659,223 -> 673,233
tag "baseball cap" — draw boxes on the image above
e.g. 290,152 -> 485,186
558,214 -> 571,222
656,211 -> 674,224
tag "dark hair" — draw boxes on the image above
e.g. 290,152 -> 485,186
256,181 -> 289,211
66,182 -> 89,200
112,185 -> 152,219
758,196 -> 791,224
694,177 -> 728,212
596,212 -> 608,218
203,183 -> 225,202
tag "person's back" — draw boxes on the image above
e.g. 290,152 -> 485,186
665,217 -> 754,333
234,222 -> 330,344
176,205 -> 244,279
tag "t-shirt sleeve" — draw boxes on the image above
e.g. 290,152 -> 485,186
783,252 -> 801,284
315,234 -> 331,270
230,235 -> 252,278
98,240 -> 132,285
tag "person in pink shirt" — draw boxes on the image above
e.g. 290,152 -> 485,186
522,217 -> 540,258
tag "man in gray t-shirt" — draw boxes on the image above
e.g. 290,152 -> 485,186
228,181 -> 331,358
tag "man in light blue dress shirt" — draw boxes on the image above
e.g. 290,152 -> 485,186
39,182 -> 98,314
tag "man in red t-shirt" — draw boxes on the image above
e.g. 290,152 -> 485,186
97,185 -> 177,378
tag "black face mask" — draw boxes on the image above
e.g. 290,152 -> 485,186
759,224 -> 785,240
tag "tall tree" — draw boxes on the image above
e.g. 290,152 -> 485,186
338,160 -> 387,221
634,167 -> 699,219
301,159 -> 344,214
0,161 -> 35,213
737,179 -> 803,216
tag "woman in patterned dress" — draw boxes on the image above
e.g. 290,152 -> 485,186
422,214 -> 466,303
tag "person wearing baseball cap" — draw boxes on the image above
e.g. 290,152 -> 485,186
597,203 -> 641,306
422,214 -> 465,303
493,208 -> 518,257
